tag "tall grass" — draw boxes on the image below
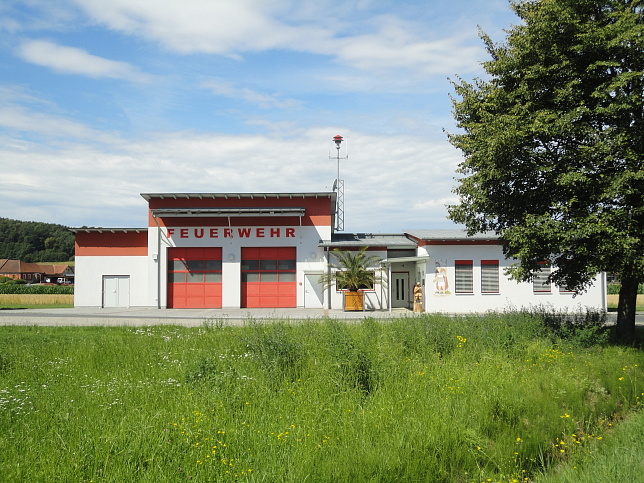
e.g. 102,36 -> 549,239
0,293 -> 74,307
533,410 -> 644,482
606,294 -> 644,312
1,313 -> 642,482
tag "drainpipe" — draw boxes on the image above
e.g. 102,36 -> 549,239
388,263 -> 392,313
325,246 -> 331,310
152,214 -> 161,309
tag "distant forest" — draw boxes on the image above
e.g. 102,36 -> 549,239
0,218 -> 75,262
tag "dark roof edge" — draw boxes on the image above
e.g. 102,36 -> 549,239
70,228 -> 148,233
141,192 -> 335,201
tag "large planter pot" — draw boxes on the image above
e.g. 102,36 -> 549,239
343,291 -> 364,311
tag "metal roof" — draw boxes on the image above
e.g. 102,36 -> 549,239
404,229 -> 499,241
320,233 -> 417,248
141,192 -> 336,201
151,207 -> 305,217
380,255 -> 430,265
70,228 -> 148,233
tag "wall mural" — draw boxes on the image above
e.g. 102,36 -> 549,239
433,265 -> 450,296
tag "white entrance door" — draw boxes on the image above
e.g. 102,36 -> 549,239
392,272 -> 409,308
304,273 -> 324,308
103,276 -> 130,308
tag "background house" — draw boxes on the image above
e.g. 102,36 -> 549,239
39,264 -> 75,284
0,259 -> 44,283
0,259 -> 74,284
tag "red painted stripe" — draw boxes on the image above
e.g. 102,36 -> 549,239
75,231 -> 148,256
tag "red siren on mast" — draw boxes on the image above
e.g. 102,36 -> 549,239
330,135 -> 346,231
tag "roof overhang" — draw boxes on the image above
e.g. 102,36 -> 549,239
319,233 -> 417,249
70,228 -> 148,233
404,229 -> 499,244
141,192 -> 335,201
151,207 -> 305,218
380,256 -> 430,265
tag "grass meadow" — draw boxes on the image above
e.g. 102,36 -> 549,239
1,313 -> 643,482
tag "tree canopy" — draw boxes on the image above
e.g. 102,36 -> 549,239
0,218 -> 74,262
448,0 -> 644,342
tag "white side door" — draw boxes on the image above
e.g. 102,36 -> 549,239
103,276 -> 130,308
304,273 -> 324,308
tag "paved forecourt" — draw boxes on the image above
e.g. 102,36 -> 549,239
0,307 -> 416,327
0,307 -> 639,327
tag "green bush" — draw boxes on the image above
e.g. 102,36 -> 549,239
0,284 -> 73,295
608,283 -> 644,295
0,277 -> 28,285
243,322 -> 303,383
526,307 -> 609,347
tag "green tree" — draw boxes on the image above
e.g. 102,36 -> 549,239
448,0 -> 644,342
0,218 -> 74,262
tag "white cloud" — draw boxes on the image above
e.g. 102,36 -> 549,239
0,121 -> 463,231
69,0 -> 482,78
0,103 -> 122,144
334,20 -> 482,77
201,79 -> 302,110
72,0 -> 327,55
16,39 -> 151,82
0,2 -> 487,230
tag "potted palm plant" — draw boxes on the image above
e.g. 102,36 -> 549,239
319,246 -> 383,311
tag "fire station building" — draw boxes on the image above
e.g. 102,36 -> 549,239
72,191 -> 606,312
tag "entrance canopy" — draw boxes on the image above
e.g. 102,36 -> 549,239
380,256 -> 430,265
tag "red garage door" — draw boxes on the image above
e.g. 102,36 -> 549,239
241,247 -> 296,308
168,247 -> 222,308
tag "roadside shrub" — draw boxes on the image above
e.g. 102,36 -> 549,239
243,322 -> 303,383
608,283 -> 644,295
0,353 -> 13,374
0,284 -> 73,295
0,278 -> 27,285
529,307 -> 609,347
324,320 -> 379,396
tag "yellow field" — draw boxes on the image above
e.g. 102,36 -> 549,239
607,294 -> 644,311
0,294 -> 74,305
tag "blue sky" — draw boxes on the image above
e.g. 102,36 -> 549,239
0,0 -> 518,232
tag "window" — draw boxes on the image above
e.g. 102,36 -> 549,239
241,256 -> 296,282
558,277 -> 576,294
481,260 -> 499,293
455,260 -> 473,293
533,263 -> 551,293
169,259 -> 222,283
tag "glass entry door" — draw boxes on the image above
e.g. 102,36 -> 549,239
392,272 -> 409,308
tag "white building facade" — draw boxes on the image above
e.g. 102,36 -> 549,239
73,192 -> 606,313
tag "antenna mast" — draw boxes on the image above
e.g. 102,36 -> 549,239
331,135 -> 347,231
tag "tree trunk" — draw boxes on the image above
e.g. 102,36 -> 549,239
616,273 -> 639,343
